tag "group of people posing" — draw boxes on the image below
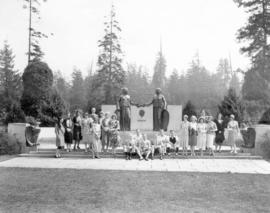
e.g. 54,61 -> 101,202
122,112 -> 239,160
179,113 -> 240,157
55,108 -> 120,158
54,107 -> 240,160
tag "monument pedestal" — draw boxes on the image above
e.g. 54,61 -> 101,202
101,105 -> 182,131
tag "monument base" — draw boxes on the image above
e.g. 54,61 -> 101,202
101,105 -> 182,131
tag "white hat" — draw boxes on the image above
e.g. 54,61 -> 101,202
191,115 -> 197,121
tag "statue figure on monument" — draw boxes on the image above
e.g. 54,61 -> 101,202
116,87 -> 138,131
144,88 -> 168,131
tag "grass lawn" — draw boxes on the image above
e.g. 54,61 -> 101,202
0,168 -> 269,213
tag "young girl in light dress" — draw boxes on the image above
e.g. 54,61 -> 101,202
89,118 -> 101,159
206,116 -> 217,156
81,113 -> 92,153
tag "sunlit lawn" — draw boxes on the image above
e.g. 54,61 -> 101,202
0,168 -> 269,213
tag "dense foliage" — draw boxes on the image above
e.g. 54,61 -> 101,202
69,69 -> 86,112
21,61 -> 66,126
182,100 -> 197,118
0,132 -> 23,154
259,108 -> 270,124
218,88 -> 245,122
234,0 -> 270,121
0,41 -> 24,124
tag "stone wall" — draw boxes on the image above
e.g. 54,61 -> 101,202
8,123 -> 56,146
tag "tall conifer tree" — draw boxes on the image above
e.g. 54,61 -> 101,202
94,4 -> 125,104
0,41 -> 22,120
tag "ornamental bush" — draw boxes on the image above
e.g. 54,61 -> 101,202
183,100 -> 197,119
218,88 -> 245,122
259,108 -> 270,125
20,61 -> 66,126
0,132 -> 23,154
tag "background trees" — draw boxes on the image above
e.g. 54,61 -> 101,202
234,0 -> 270,122
124,64 -> 153,105
152,49 -> 167,90
218,88 -> 245,122
4,3 -> 267,125
69,69 -> 86,112
182,100 -> 197,118
54,71 -> 70,108
93,4 -> 125,105
0,41 -> 24,124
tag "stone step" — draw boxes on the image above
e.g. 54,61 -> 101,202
32,150 -> 251,156
36,148 -> 240,152
20,152 -> 262,160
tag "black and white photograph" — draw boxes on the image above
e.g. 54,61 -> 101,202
0,0 -> 270,212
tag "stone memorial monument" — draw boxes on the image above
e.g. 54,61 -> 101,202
101,87 -> 182,131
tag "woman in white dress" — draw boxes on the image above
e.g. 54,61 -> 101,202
81,113 -> 92,152
197,117 -> 207,156
101,112 -> 111,152
89,118 -> 101,158
180,114 -> 189,156
227,114 -> 239,154
206,116 -> 217,156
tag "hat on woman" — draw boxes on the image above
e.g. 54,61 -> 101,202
230,114 -> 235,119
198,117 -> 205,122
191,115 -> 197,121
111,114 -> 117,119
183,114 -> 188,119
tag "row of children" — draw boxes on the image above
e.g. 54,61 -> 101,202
123,129 -> 178,160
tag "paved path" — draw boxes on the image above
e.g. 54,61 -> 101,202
0,157 -> 270,174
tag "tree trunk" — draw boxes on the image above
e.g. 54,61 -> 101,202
28,0 -> 32,64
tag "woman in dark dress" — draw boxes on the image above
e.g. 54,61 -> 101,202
189,115 -> 198,156
214,113 -> 225,152
63,112 -> 73,152
73,110 -> 82,150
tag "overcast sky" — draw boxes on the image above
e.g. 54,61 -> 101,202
0,0 -> 249,78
